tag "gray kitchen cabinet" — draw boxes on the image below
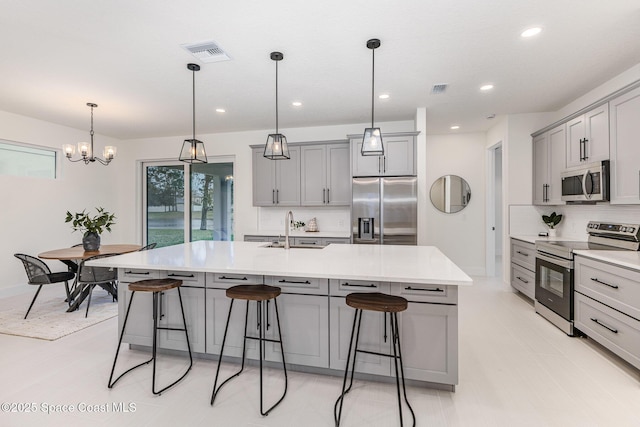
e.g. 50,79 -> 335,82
244,235 -> 280,244
158,285 -> 205,353
351,132 -> 418,177
532,124 -> 566,205
117,268 -> 160,346
322,237 -> 350,245
510,238 -> 535,300
609,86 -> 640,204
252,146 -> 300,206
300,141 -> 350,206
292,236 -> 323,246
566,104 -> 609,168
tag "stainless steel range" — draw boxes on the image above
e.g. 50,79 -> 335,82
534,221 -> 640,336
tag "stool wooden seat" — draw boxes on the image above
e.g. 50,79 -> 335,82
129,278 -> 182,292
211,284 -> 288,416
226,284 -> 281,301
346,292 -> 408,313
335,292 -> 415,426
108,277 -> 192,395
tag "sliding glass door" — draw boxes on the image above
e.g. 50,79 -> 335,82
144,159 -> 234,247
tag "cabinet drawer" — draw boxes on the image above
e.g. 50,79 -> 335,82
574,293 -> 640,370
244,235 -> 279,243
510,263 -> 535,300
207,273 -> 263,289
119,268 -> 160,282
510,239 -> 535,271
330,279 -> 390,297
575,256 -> 640,320
390,283 -> 457,304
292,237 -> 323,246
162,270 -> 205,287
322,237 -> 350,245
265,276 -> 328,295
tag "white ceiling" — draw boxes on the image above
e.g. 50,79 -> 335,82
0,0 -> 638,140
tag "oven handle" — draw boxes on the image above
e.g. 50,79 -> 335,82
536,252 -> 573,270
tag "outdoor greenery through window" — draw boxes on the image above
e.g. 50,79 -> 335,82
145,160 -> 234,248
0,140 -> 57,178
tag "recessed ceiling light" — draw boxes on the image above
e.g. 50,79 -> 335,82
378,94 -> 390,99
521,27 -> 542,38
450,125 -> 460,130
215,108 -> 226,113
480,84 -> 494,91
292,101 -> 302,107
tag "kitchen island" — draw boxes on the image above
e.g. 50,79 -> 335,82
88,241 -> 472,390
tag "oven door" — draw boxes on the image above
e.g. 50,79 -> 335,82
535,252 -> 574,320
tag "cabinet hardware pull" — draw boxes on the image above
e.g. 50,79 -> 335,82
583,138 -> 589,161
272,189 -> 275,204
590,317 -> 618,334
516,251 -> 529,257
125,271 -> 150,275
219,276 -> 248,281
327,188 -> 330,203
405,286 -> 444,293
590,277 -> 618,289
516,276 -> 529,284
378,157 -> 381,174
343,282 -> 376,288
276,189 -> 279,204
383,156 -> 387,173
167,273 -> 195,278
323,189 -> 326,204
278,279 -> 311,284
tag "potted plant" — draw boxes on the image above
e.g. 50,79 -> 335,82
542,211 -> 562,237
65,207 -> 116,251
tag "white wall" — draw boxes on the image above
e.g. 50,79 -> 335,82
0,111 -> 123,289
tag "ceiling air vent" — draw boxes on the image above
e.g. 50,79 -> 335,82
431,84 -> 448,94
181,40 -> 232,63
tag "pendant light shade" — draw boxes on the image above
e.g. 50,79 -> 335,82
179,63 -> 207,164
361,38 -> 384,156
264,52 -> 290,160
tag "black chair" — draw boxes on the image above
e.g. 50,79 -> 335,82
76,254 -> 118,318
139,243 -> 157,251
14,253 -> 75,319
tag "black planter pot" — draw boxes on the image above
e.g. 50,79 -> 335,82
82,232 -> 101,251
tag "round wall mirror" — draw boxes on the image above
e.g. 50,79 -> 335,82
430,175 -> 471,213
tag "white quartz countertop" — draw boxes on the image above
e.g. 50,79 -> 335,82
88,241 -> 473,286
245,230 -> 351,239
574,250 -> 640,272
510,235 -> 587,245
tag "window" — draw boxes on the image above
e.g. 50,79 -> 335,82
0,140 -> 57,178
143,158 -> 234,248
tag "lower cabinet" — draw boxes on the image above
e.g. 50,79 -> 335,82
158,286 -> 205,354
510,238 -> 536,300
118,283 -> 153,346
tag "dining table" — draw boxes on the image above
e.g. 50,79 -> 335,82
39,244 -> 142,312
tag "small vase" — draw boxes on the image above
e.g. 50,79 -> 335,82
82,232 -> 101,251
548,229 -> 557,238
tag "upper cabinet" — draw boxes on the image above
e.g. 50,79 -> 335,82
532,124 -> 566,205
610,86 -> 640,205
300,142 -> 350,206
566,104 -> 609,167
252,146 -> 300,206
351,132 -> 418,177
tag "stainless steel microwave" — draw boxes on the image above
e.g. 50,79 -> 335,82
561,160 -> 609,203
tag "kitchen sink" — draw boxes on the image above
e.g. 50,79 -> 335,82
261,243 -> 326,249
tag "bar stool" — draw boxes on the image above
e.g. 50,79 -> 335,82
334,292 -> 415,427
108,278 -> 193,395
211,284 -> 288,416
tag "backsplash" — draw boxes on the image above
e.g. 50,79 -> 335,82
256,207 -> 351,233
510,204 -> 640,239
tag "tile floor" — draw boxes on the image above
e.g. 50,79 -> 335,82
1,274 -> 640,427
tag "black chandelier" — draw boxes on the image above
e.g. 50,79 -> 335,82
63,103 -> 116,165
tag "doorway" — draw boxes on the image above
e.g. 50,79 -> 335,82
485,142 -> 503,277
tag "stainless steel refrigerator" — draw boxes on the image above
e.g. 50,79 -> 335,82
352,176 -> 417,245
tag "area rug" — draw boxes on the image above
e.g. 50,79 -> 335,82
0,289 -> 118,341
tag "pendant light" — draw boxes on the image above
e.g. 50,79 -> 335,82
63,103 -> 116,165
179,63 -> 207,163
361,38 -> 384,156
264,52 -> 290,160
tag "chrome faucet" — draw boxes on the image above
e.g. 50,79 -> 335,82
284,211 -> 294,249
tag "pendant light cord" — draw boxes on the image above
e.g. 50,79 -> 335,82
90,104 -> 95,157
275,59 -> 279,134
192,68 -> 196,141
371,47 -> 375,128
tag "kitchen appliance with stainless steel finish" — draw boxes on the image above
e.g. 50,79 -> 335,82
534,221 -> 640,336
560,160 -> 610,203
352,176 -> 417,245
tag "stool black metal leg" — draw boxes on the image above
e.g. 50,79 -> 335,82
151,291 -> 159,394
335,308 -> 363,426
392,312 -> 415,427
108,292 -> 153,388
211,298 -> 237,405
259,297 -> 288,416
390,312 -> 404,426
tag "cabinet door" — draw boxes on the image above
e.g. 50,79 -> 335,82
397,302 -> 458,384
584,104 -> 609,163
382,135 -> 415,176
292,236 -> 323,246
158,286 -> 205,353
610,87 -> 640,204
300,145 -> 327,206
265,294 -> 329,368
327,144 -> 351,205
274,146 -> 300,206
118,283 -> 153,346
252,148 -> 276,206
547,124 -> 567,205
532,133 -> 549,205
329,297 -> 391,376
352,138 -> 382,177
566,115 -> 586,168
322,237 -> 350,245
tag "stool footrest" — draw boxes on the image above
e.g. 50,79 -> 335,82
244,335 -> 283,344
156,326 -> 188,332
355,348 -> 401,359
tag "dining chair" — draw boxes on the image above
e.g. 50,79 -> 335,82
76,254 -> 118,318
139,243 -> 157,251
14,254 -> 76,319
